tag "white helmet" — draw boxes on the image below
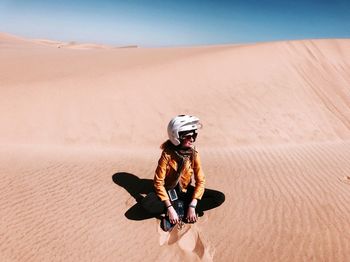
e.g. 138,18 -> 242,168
167,115 -> 202,146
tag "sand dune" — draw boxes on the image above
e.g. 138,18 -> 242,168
1,34 -> 350,147
1,33 -> 350,261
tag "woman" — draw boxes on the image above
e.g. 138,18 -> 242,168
142,115 -> 225,231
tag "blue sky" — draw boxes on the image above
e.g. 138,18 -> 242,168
1,0 -> 349,47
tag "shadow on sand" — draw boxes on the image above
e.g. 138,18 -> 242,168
112,172 -> 155,221
113,172 -> 226,221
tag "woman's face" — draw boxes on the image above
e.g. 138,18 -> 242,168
180,135 -> 195,148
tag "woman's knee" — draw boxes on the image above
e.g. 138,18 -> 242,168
216,191 -> 225,206
203,188 -> 225,206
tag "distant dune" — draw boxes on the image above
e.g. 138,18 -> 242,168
1,33 -> 350,261
1,33 -> 350,147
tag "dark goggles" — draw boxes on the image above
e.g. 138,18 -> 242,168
179,131 -> 198,141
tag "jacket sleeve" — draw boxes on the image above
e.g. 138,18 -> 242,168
192,151 -> 206,200
154,151 -> 170,201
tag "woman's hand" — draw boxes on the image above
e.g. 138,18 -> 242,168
186,199 -> 198,223
186,206 -> 197,223
167,206 -> 179,224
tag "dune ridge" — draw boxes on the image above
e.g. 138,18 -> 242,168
1,33 -> 350,261
1,35 -> 350,147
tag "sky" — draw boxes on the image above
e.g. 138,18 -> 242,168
0,0 -> 350,47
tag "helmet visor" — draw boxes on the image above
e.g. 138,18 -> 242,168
179,130 -> 198,141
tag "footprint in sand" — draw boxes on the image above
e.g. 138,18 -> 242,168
339,176 -> 350,184
157,222 -> 191,245
158,221 -> 214,261
167,224 -> 191,245
178,226 -> 202,252
178,225 -> 215,261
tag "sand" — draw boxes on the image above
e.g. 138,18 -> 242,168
1,32 -> 350,261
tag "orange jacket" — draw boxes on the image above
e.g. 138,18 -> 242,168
154,147 -> 206,201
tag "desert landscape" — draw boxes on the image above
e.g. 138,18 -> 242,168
1,32 -> 350,261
